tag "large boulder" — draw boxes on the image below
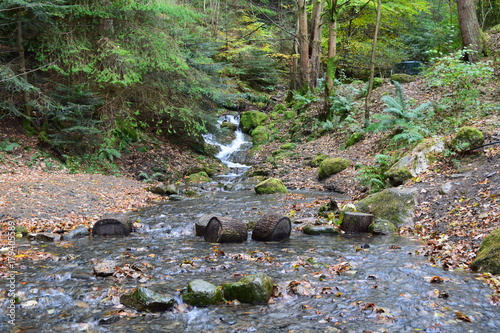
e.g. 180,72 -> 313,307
254,178 -> 288,194
251,126 -> 270,146
389,137 -> 446,177
181,279 -> 224,306
222,273 -> 274,304
355,187 -> 417,227
318,157 -> 351,180
120,287 -> 175,312
240,110 -> 268,133
449,126 -> 484,152
470,228 -> 500,274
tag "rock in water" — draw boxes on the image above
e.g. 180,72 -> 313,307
222,273 -> 274,304
252,213 -> 291,242
120,287 -> 175,312
340,212 -> 374,233
93,260 -> 117,277
181,279 -> 223,306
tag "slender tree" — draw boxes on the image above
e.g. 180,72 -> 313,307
364,0 -> 382,128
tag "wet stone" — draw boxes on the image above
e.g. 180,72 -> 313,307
93,259 -> 117,277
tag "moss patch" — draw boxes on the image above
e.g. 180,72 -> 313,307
251,126 -> 270,145
254,178 -> 287,194
470,228 -> 500,274
355,187 -> 416,227
318,157 -> 351,180
449,126 -> 484,152
186,171 -> 211,183
240,110 -> 268,133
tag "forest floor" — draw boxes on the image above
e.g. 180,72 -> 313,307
1,77 -> 499,303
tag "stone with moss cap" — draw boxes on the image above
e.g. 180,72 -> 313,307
385,167 -> 413,187
318,157 -> 351,180
470,228 -> 500,274
222,273 -> 274,304
181,279 -> 224,306
344,132 -> 364,149
120,287 -> 175,312
186,171 -> 211,183
240,110 -> 268,133
251,126 -> 270,145
254,178 -> 287,194
449,126 -> 484,152
355,187 -> 417,227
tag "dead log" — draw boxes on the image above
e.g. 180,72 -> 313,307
195,214 -> 215,237
252,213 -> 291,242
340,212 -> 374,233
204,216 -> 248,243
92,212 -> 132,236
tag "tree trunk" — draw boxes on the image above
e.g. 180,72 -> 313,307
93,212 -> 133,236
195,214 -> 214,237
297,0 -> 310,90
309,0 -> 324,87
325,0 -> 338,93
16,9 -> 31,118
364,0 -> 382,128
252,213 -> 291,242
457,0 -> 483,61
204,216 -> 248,243
340,212 -> 374,233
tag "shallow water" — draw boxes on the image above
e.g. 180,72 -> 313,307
2,189 -> 499,333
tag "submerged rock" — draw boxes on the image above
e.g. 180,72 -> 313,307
302,225 -> 339,235
181,279 -> 223,306
93,260 -> 117,277
120,287 -> 175,312
470,228 -> 500,274
63,226 -> 90,240
222,273 -> 274,304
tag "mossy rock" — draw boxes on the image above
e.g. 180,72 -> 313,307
344,132 -> 365,149
309,153 -> 329,167
318,157 -> 351,180
368,219 -> 398,235
222,273 -> 274,304
120,287 -> 175,312
186,171 -> 211,183
254,178 -> 288,194
251,126 -> 270,145
385,167 -> 413,187
449,126 -> 484,152
240,110 -> 268,133
373,77 -> 383,89
281,143 -> 296,150
284,110 -> 296,120
355,187 -> 417,227
220,121 -> 238,131
181,279 -> 224,306
390,73 -> 416,83
303,225 -> 339,235
470,228 -> 500,274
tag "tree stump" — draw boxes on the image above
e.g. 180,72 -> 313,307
340,212 -> 374,233
93,213 -> 132,236
204,216 -> 248,243
252,213 -> 291,242
195,214 -> 215,237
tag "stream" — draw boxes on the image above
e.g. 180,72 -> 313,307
2,116 -> 499,332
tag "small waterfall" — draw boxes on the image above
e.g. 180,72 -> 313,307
203,115 -> 252,180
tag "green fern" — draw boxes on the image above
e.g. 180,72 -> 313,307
368,81 -> 433,145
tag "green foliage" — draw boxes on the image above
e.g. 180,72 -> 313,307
0,140 -> 20,152
368,81 -> 433,146
355,154 -> 394,194
423,49 -> 494,111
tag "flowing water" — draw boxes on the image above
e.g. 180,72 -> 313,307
2,117 -> 499,332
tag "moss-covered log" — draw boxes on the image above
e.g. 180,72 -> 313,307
252,213 -> 291,242
340,212 -> 374,233
204,216 -> 248,243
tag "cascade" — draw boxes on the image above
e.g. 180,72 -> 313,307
203,115 -> 252,180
